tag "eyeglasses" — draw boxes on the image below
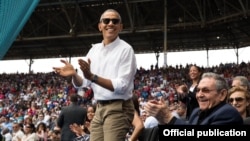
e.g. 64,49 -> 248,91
196,87 -> 216,93
101,18 -> 120,24
229,97 -> 245,103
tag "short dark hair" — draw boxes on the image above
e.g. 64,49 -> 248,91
70,94 -> 78,103
100,9 -> 122,23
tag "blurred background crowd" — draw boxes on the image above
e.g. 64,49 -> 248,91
0,61 -> 249,140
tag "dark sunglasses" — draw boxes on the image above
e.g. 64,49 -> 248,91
229,97 -> 245,103
101,18 -> 120,24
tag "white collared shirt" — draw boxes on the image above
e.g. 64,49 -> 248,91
12,130 -> 24,141
73,37 -> 137,100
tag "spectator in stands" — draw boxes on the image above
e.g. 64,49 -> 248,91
228,86 -> 250,124
145,72 -> 243,125
48,113 -> 58,131
69,123 -> 90,141
27,101 -> 37,117
231,76 -> 250,91
57,94 -> 87,141
69,104 -> 94,141
126,94 -> 144,141
143,87 -> 160,128
23,117 -> 33,126
43,109 -> 51,126
174,84 -> 188,120
21,123 -> 39,141
48,129 -> 60,141
35,112 -> 49,127
69,103 -> 93,141
143,111 -> 158,128
12,122 -> 24,141
0,102 -> 4,114
140,86 -> 149,102
84,104 -> 96,132
2,127 -> 12,141
140,110 -> 147,122
0,115 -> 13,132
83,87 -> 93,105
182,65 -> 202,120
176,101 -> 187,120
36,122 -> 48,141
53,9 -> 137,141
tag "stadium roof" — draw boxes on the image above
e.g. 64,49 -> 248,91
4,0 -> 250,60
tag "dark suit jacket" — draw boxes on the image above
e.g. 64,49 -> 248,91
244,117 -> 250,125
57,103 -> 87,141
138,103 -> 243,141
184,88 -> 199,120
174,102 -> 243,125
138,126 -> 158,141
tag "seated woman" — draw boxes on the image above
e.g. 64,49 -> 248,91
36,122 -> 48,141
126,94 -> 144,141
84,104 -> 96,132
22,123 -> 39,141
69,104 -> 96,141
228,86 -> 250,124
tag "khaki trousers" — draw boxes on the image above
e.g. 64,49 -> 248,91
90,99 -> 134,141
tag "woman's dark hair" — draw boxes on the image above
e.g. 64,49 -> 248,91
83,125 -> 90,134
26,123 -> 36,133
86,104 -> 96,122
36,122 -> 47,132
70,94 -> 78,103
132,94 -> 140,116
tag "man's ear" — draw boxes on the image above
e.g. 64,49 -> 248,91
119,24 -> 123,32
220,89 -> 228,101
98,23 -> 102,32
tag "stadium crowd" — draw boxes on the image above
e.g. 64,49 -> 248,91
0,61 -> 249,141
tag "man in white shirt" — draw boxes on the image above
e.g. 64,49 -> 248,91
144,113 -> 158,128
2,128 -> 12,141
11,122 -> 24,141
53,9 -> 137,141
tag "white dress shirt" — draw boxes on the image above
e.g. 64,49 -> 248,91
73,37 -> 137,100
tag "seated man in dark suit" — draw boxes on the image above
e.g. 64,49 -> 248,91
145,72 -> 243,125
